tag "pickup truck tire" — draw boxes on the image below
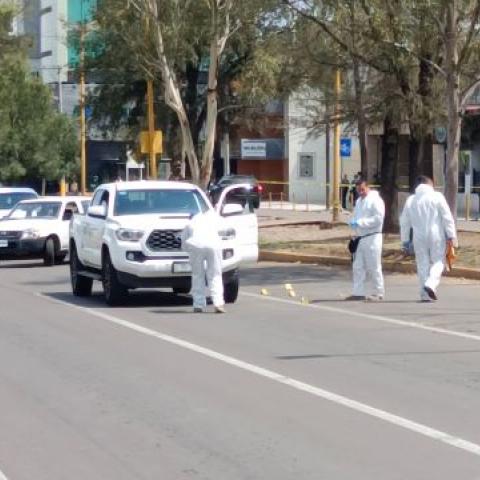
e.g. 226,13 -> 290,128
43,237 -> 57,266
102,251 -> 128,306
70,244 -> 93,297
223,276 -> 239,304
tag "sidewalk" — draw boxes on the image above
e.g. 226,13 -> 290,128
259,204 -> 480,233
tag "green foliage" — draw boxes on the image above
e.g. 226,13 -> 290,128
0,6 -> 78,183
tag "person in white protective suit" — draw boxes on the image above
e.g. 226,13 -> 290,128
400,175 -> 457,301
181,210 -> 225,313
346,179 -> 385,301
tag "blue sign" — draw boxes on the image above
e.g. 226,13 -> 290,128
340,138 -> 352,157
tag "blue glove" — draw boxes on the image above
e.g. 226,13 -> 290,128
348,219 -> 359,228
402,241 -> 412,254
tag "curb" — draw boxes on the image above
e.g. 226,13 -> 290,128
259,250 -> 480,280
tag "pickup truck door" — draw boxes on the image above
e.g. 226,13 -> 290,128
83,189 -> 108,267
215,184 -> 259,263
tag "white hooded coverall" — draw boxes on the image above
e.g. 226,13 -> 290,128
351,190 -> 385,297
400,184 -> 456,299
181,211 -> 224,309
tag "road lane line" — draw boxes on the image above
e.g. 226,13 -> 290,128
242,291 -> 480,343
38,293 -> 480,457
0,469 -> 9,479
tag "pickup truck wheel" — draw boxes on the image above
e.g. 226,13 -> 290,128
43,237 -> 57,266
223,276 -> 239,304
102,252 -> 128,306
70,245 -> 92,297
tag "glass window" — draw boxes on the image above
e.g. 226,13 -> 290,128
8,202 -> 61,219
114,189 -> 210,216
0,192 -> 37,210
298,153 -> 315,178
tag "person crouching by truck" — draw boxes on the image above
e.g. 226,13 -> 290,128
181,210 -> 226,314
346,178 -> 385,302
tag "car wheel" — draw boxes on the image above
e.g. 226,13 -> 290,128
102,250 -> 128,306
70,244 -> 92,297
223,276 -> 239,304
43,237 -> 57,266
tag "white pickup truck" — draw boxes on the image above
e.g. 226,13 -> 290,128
69,180 -> 258,306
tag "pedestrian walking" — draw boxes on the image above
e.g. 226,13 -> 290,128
181,210 -> 226,313
341,174 -> 349,209
346,179 -> 385,301
400,175 -> 457,302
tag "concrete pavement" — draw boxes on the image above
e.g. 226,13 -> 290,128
0,260 -> 480,479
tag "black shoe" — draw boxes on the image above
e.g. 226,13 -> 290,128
344,295 -> 366,301
423,286 -> 437,301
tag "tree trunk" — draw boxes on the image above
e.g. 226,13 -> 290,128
353,57 -> 368,178
445,0 -> 460,219
199,4 -> 231,189
380,117 -> 399,233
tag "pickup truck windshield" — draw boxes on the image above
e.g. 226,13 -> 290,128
114,189 -> 209,216
0,192 -> 37,209
8,202 -> 61,219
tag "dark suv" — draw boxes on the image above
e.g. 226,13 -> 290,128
208,175 -> 262,209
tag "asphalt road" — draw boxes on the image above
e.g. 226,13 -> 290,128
1,260 -> 480,479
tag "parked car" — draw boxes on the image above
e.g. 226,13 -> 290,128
0,187 -> 38,218
69,180 -> 259,306
208,175 -> 263,209
0,196 -> 90,265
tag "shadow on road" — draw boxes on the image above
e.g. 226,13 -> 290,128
43,290 -> 193,309
276,349 -> 480,360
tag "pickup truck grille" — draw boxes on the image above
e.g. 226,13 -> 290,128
0,231 -> 22,240
147,229 -> 182,251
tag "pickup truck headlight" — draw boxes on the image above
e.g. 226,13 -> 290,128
21,229 -> 41,240
218,228 -> 236,240
115,228 -> 145,242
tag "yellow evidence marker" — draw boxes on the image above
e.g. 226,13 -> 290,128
261,288 -> 269,296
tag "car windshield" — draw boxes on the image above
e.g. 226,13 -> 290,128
114,189 -> 209,216
7,202 -> 62,220
0,192 -> 37,210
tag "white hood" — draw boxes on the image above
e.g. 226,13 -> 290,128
0,218 -> 57,235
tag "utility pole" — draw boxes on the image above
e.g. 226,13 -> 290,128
80,23 -> 87,195
332,69 -> 341,222
147,78 -> 157,179
58,66 -> 66,196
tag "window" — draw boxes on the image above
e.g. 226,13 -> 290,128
298,153 -> 315,178
8,202 -> 61,220
114,189 -> 210,217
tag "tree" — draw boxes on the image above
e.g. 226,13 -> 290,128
0,4 -> 78,183
90,0 -> 277,187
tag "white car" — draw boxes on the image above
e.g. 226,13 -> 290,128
0,187 -> 38,218
69,181 -> 258,305
0,196 -> 91,265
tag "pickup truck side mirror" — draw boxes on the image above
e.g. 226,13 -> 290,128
88,204 -> 107,219
221,203 -> 244,217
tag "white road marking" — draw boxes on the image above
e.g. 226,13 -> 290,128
38,293 -> 480,457
0,469 -> 9,480
242,291 -> 480,343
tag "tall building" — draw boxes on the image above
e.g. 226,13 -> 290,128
16,0 -> 68,84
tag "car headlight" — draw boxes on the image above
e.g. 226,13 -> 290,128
115,228 -> 145,242
21,229 -> 40,240
218,228 -> 236,240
